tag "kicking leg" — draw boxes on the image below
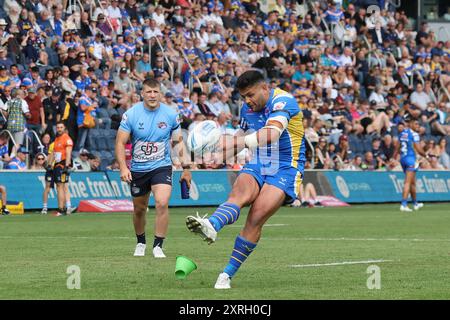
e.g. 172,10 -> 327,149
186,173 -> 260,244
215,184 -> 285,289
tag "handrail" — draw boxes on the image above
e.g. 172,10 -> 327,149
92,0 -> 116,37
387,52 -> 398,69
0,129 -> 18,148
306,0 -> 331,34
362,35 -> 382,68
179,49 -> 203,92
387,0 -> 402,8
438,77 -> 450,102
151,36 -> 175,82
304,136 -> 315,169
213,72 -> 225,93
334,20 -> 346,48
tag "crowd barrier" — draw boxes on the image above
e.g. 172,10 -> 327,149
0,170 -> 449,210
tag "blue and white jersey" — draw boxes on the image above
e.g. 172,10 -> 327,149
119,102 -> 181,172
240,88 -> 306,171
399,128 -> 420,160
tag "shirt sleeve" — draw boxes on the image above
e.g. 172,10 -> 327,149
119,111 -> 131,133
21,99 -> 30,113
268,94 -> 299,123
412,131 -> 420,143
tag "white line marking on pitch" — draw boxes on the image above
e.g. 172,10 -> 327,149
230,224 -> 288,228
290,259 -> 395,268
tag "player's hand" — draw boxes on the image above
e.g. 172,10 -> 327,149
120,167 -> 132,183
180,169 -> 192,189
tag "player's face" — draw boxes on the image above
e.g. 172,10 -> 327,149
56,124 -> 65,135
142,85 -> 161,109
410,120 -> 420,132
239,82 -> 270,112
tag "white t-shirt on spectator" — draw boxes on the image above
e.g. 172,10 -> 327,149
107,6 -> 122,19
368,91 -> 385,105
144,26 -> 163,40
410,91 -> 431,110
339,54 -> 353,67
152,12 -> 166,26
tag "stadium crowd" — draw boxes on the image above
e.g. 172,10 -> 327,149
0,0 -> 449,172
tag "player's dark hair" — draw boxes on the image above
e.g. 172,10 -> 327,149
143,78 -> 161,89
236,70 -> 265,91
56,121 -> 66,127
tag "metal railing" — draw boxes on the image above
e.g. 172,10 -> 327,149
304,136 -> 315,169
306,0 -> 331,34
362,35 -> 382,68
179,49 -> 203,92
438,77 -> 450,102
24,129 -> 44,168
92,0 -> 116,37
150,36 -> 175,82
410,69 -> 425,87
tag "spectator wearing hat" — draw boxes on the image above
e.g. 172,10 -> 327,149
43,87 -> 65,139
73,148 -> 92,171
0,64 -> 13,91
178,97 -> 194,129
0,19 -> 14,47
113,67 -> 136,98
335,134 -> 352,163
6,146 -> 29,170
164,92 -> 179,113
5,88 -> 31,146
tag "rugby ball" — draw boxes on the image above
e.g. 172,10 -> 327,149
187,120 -> 221,153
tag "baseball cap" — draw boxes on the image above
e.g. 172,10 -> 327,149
339,134 -> 348,142
17,146 -> 29,154
174,5 -> 181,10
79,148 -> 90,155
0,18 -> 7,26
21,78 -> 33,86
0,65 -> 6,71
183,98 -> 190,103
120,67 -> 128,73
52,87 -> 62,96
165,92 -> 173,98
28,87 -> 37,93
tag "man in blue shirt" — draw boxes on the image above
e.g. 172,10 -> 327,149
6,146 -> 28,170
115,78 -> 192,259
397,116 -> 428,212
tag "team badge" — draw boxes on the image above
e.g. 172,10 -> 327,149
158,121 -> 167,129
273,101 -> 286,111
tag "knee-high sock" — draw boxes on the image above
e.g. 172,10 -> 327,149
208,202 -> 240,232
223,235 -> 257,278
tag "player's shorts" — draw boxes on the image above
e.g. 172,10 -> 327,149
53,165 -> 70,184
240,163 -> 303,205
130,165 -> 172,198
45,170 -> 55,189
400,157 -> 418,173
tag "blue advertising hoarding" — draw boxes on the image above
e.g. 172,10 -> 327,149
0,170 -> 236,209
322,171 -> 450,203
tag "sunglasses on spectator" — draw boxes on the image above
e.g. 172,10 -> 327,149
37,157 -> 45,161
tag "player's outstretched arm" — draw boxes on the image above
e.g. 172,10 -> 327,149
219,119 -> 285,162
115,129 -> 132,183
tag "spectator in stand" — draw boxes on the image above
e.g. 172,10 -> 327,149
6,146 -> 28,170
5,88 -> 31,146
73,148 -> 91,171
0,132 -> 12,169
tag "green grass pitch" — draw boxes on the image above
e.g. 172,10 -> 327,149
1,203 -> 449,299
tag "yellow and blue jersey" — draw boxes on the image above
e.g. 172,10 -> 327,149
239,88 -> 306,203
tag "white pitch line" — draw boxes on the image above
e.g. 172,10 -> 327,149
290,259 -> 394,268
230,224 -> 288,228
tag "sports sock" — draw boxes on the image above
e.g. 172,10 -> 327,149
401,199 -> 408,207
66,200 -> 71,209
413,200 -> 418,206
43,203 -> 48,210
153,236 -> 165,248
136,233 -> 146,244
208,202 -> 241,232
223,235 -> 257,278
